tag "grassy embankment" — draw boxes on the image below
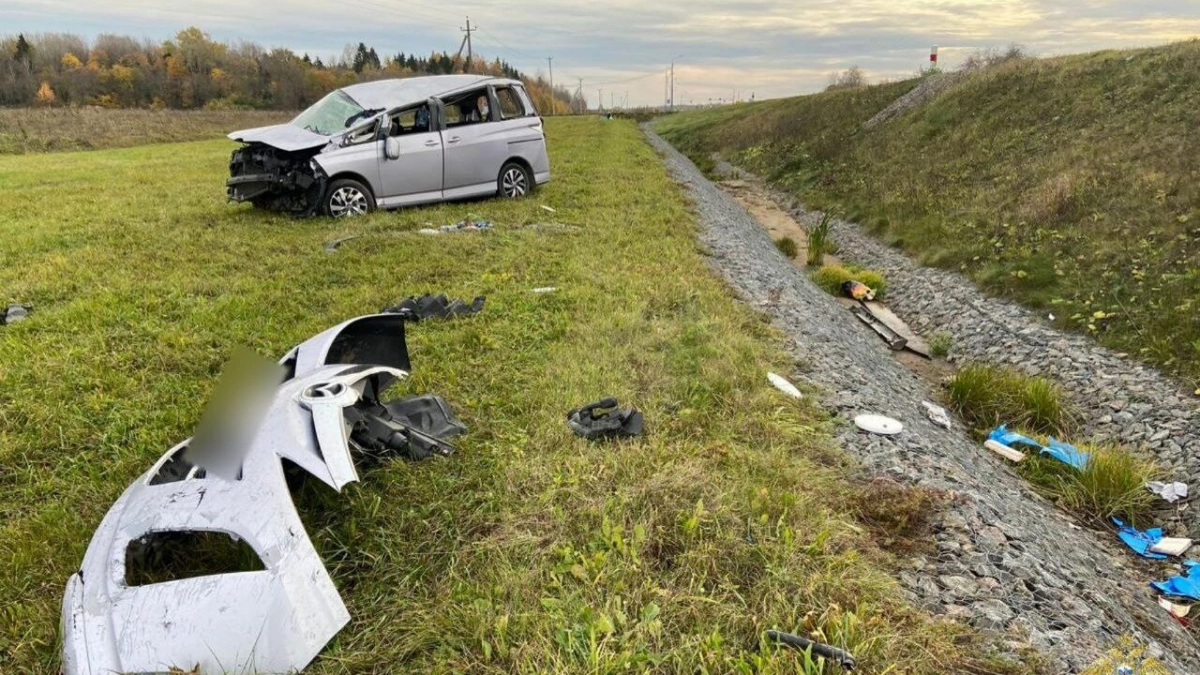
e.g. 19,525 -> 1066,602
0,118 -> 1036,673
657,40 -> 1200,389
0,107 -> 293,154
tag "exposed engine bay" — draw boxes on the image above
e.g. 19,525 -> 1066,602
226,143 -> 327,214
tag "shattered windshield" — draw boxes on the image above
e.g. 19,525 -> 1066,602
291,90 -> 366,136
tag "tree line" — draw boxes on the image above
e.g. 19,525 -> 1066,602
0,28 -> 579,112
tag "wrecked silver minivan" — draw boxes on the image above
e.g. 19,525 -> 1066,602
227,74 -> 550,217
62,314 -> 465,674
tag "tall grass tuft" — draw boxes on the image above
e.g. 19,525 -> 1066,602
806,212 -> 835,266
1017,444 -> 1159,525
946,363 -> 1074,436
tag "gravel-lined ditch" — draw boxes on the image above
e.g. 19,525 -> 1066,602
645,127 -> 1200,673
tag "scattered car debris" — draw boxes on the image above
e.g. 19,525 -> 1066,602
3,303 -> 30,325
854,413 -> 903,435
540,204 -> 557,213
1157,597 -> 1191,627
62,314 -> 464,675
1148,481 -> 1189,503
989,425 -> 1089,469
1112,517 -> 1170,559
849,304 -> 907,351
984,438 -> 1027,462
1151,537 -> 1194,557
441,216 -> 492,232
767,372 -> 803,399
1152,561 -> 1200,602
567,398 -> 643,440
382,294 -> 485,320
921,400 -> 952,429
764,630 -> 857,670
531,286 -> 558,294
324,234 -> 364,252
841,280 -> 875,301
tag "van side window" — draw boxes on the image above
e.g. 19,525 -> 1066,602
443,89 -> 490,127
388,104 -> 432,136
495,87 -> 525,120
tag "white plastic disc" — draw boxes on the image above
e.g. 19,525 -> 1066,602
854,414 -> 903,435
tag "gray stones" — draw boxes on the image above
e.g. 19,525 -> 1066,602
644,127 -> 1200,674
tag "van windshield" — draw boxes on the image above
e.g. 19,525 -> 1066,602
291,90 -> 366,136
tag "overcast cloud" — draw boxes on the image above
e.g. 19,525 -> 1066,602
4,0 -> 1199,106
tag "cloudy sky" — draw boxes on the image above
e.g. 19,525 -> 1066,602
4,0 -> 1200,107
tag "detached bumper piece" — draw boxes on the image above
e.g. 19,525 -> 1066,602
62,314 -> 464,675
567,398 -> 643,440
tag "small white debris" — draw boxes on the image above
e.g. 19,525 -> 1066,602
1150,537 -> 1193,557
1048,313 -> 1056,321
984,439 -> 1026,462
540,205 -> 557,213
767,372 -> 802,399
1147,481 -> 1189,503
418,228 -> 440,235
531,287 -> 558,294
920,401 -> 952,430
854,414 -> 902,435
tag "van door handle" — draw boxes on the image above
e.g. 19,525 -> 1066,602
447,136 -> 462,144
424,140 -> 439,147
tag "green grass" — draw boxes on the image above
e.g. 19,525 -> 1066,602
1016,445 -> 1160,526
656,40 -> 1200,389
946,363 -> 1074,436
811,264 -> 887,300
774,236 -> 799,259
0,118 -> 1035,673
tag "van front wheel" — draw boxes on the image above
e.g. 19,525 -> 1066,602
497,162 -> 531,199
324,178 -> 375,217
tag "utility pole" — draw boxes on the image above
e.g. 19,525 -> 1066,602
576,77 -> 583,114
597,89 -> 603,112
460,16 -> 476,71
610,91 -> 613,110
546,57 -> 555,116
670,60 -> 675,110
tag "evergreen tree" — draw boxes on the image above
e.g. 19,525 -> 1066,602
367,47 -> 380,70
14,33 -> 32,70
352,42 -> 368,73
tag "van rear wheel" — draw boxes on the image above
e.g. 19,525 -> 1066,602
497,162 -> 531,199
324,178 -> 375,217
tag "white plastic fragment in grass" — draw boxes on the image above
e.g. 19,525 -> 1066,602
984,439 -> 1026,462
854,413 -> 902,435
767,372 -> 802,399
540,204 -> 557,213
532,287 -> 558,294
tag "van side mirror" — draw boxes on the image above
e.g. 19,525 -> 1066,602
384,136 -> 401,160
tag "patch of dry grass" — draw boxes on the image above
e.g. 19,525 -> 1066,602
0,107 -> 293,154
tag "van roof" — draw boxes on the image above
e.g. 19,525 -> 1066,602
340,75 -> 521,109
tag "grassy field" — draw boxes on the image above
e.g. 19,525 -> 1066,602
0,118 -> 1037,674
657,40 -> 1200,389
0,107 -> 293,154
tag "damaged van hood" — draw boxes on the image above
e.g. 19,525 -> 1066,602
227,123 -> 331,152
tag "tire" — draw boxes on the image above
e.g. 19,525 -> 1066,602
497,162 -> 532,199
323,178 -> 375,218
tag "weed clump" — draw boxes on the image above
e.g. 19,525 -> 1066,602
811,264 -> 887,300
929,331 -> 953,358
774,236 -> 799,259
806,212 -> 835,266
1017,444 -> 1159,525
946,363 -> 1074,436
843,478 -> 948,553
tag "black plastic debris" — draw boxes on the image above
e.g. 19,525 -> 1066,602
323,234 -> 364,252
2,304 -> 30,325
765,630 -> 857,670
347,394 -> 467,461
567,398 -> 643,440
382,294 -> 485,321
